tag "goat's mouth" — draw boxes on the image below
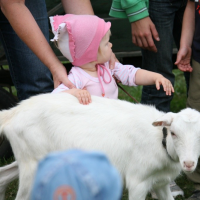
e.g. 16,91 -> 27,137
180,159 -> 196,173
183,168 -> 195,173
182,165 -> 196,173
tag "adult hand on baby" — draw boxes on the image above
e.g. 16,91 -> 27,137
175,47 -> 192,72
52,64 -> 75,89
155,76 -> 174,96
64,88 -> 92,105
109,52 -> 119,70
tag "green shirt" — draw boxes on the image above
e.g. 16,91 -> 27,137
109,0 -> 149,23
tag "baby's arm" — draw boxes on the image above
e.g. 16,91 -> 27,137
64,88 -> 91,105
112,62 -> 173,95
52,83 -> 69,94
52,72 -> 91,105
135,69 -> 174,95
111,62 -> 139,86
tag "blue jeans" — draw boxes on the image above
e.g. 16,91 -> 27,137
0,0 -> 53,101
141,0 -> 188,112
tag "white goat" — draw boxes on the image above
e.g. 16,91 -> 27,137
0,93 -> 200,200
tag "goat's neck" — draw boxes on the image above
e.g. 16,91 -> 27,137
162,127 -> 179,162
166,135 -> 179,162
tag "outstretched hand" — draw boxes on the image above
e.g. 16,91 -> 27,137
175,47 -> 193,72
155,76 -> 174,96
131,17 -> 160,52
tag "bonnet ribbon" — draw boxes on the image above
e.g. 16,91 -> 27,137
96,64 -> 112,97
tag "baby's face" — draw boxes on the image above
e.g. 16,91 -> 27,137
97,30 -> 113,63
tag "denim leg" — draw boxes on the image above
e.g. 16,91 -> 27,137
141,0 -> 186,112
0,0 -> 53,101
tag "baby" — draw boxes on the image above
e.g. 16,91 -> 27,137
50,14 -> 174,104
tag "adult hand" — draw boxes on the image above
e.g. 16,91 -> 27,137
109,52 -> 119,70
131,17 -> 160,52
51,64 -> 75,89
109,52 -> 121,82
175,47 -> 193,72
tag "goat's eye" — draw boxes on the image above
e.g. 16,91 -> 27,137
171,132 -> 176,137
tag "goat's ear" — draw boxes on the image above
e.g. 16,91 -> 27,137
152,112 -> 176,126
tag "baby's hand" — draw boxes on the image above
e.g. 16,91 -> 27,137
63,88 -> 92,105
155,76 -> 174,96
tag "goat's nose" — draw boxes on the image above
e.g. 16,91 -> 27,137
184,161 -> 194,168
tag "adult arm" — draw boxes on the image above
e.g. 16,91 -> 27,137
0,0 -> 74,89
61,0 -> 94,15
110,0 -> 159,52
175,0 -> 195,72
179,0 -> 195,50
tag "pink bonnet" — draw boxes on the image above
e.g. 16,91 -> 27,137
50,14 -> 111,66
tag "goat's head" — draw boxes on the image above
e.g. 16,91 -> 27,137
153,108 -> 200,173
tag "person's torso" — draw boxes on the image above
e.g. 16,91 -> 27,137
71,66 -> 118,99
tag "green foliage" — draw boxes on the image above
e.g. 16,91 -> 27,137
171,70 -> 187,113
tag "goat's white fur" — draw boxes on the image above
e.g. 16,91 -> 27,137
0,93 -> 200,200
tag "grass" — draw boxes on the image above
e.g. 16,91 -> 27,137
1,69 -> 193,200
